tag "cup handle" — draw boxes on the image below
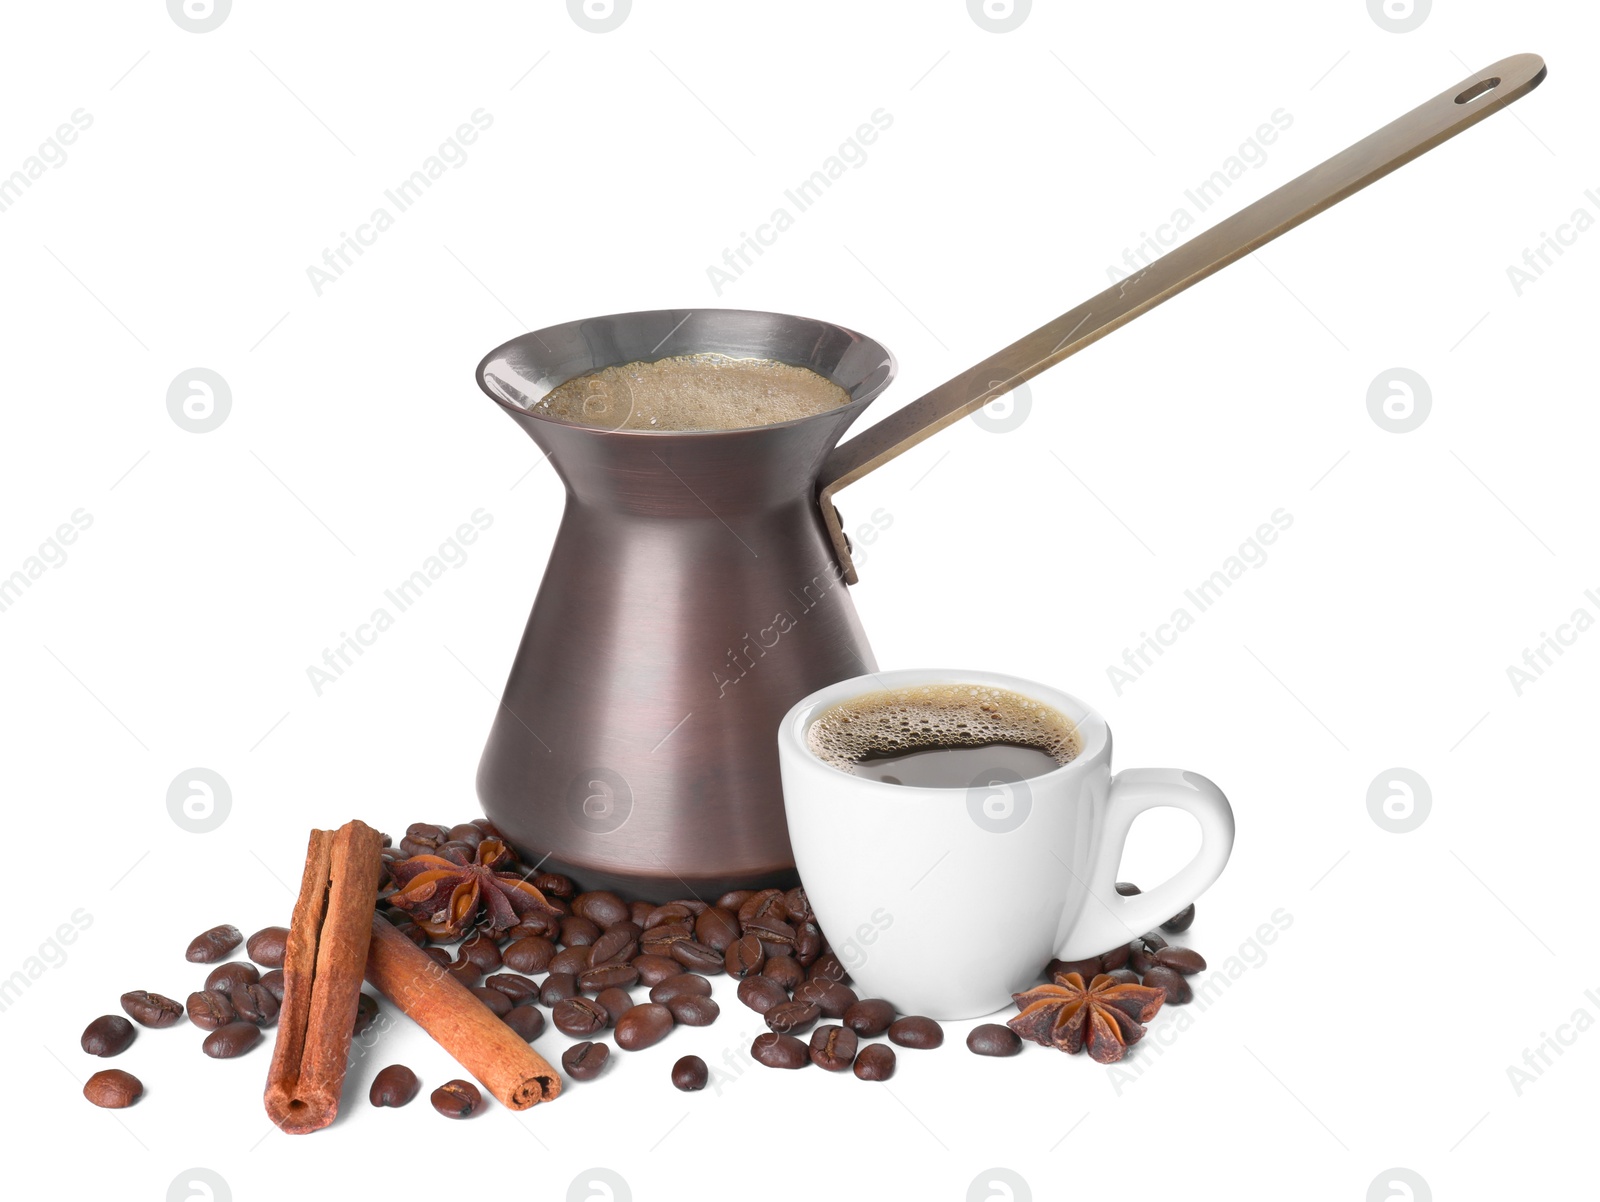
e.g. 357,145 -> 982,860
1055,768 -> 1235,962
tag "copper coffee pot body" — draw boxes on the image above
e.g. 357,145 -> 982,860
476,55 -> 1545,899
476,310 -> 895,900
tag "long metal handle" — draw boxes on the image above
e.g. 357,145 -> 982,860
820,52 -> 1546,583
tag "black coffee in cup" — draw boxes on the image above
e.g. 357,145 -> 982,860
806,684 -> 1080,787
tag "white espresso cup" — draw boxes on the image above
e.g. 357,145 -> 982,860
777,669 -> 1235,1019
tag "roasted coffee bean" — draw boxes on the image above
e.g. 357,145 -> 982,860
666,995 -> 719,1026
370,1064 -> 420,1107
540,972 -> 579,1007
403,821 -> 450,851
614,1002 -> 674,1051
1100,944 -> 1130,972
795,979 -> 857,1018
470,818 -> 503,840
352,993 -> 381,1037
231,983 -> 280,1026
725,933 -> 765,978
632,954 -> 685,987
1104,968 -> 1142,986
784,887 -> 811,924
670,940 -> 725,974
205,962 -> 260,993
446,822 -> 484,849
669,897 -> 709,916
484,973 -> 539,1003
572,891 -> 630,928
458,934 -> 504,973
259,969 -> 286,1001
81,1015 -> 136,1057
1115,881 -> 1142,896
644,903 -> 695,930
472,986 -> 514,1018
761,955 -> 805,992
640,919 -> 694,955
888,1016 -> 943,1049
445,958 -> 483,987
83,1068 -> 142,1108
842,998 -> 896,1038
1142,965 -> 1194,1004
186,924 -> 243,964
751,1032 -> 809,1069
553,997 -> 610,1037
792,926 -> 823,966
765,1000 -> 821,1035
1153,946 -> 1206,975
579,963 -> 640,993
503,936 -> 557,974
595,987 -> 634,1026
737,889 -> 788,927
532,871 -> 575,899
431,1079 -> 482,1118
967,1024 -> 1023,1056
808,1024 -> 858,1071
424,947 -> 452,967
1161,903 -> 1196,934
560,915 -> 601,947
504,1003 -> 547,1041
744,915 -> 796,956
563,1041 -> 609,1081
245,926 -> 290,968
506,913 -> 560,941
203,1020 -> 263,1059
649,974 -> 712,1005
186,989 -> 237,1031
590,924 -> 640,967
694,906 -> 741,952
808,951 -> 847,984
853,1043 -> 896,1081
716,889 -> 754,911
437,841 -> 478,864
548,945 -> 591,976
737,976 -> 789,1016
672,1054 -> 709,1092
1129,935 -> 1167,975
120,990 -> 183,1029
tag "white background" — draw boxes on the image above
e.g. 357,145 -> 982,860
2,2 -> 1595,1200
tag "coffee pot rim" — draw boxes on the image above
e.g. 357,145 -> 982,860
474,307 -> 898,439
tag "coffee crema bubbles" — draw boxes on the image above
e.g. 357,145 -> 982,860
806,684 -> 1081,784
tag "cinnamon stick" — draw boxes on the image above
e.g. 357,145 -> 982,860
366,913 -> 562,1109
264,820 -> 383,1133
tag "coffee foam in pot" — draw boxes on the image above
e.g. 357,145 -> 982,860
535,353 -> 851,432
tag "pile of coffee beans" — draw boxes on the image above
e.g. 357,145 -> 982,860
78,817 -> 1214,1117
373,819 -> 962,1094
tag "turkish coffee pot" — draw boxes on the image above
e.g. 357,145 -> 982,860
474,55 -> 1544,898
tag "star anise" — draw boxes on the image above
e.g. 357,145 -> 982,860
1008,971 -> 1165,1064
386,838 -> 556,939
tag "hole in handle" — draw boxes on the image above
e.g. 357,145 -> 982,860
1455,77 -> 1500,105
